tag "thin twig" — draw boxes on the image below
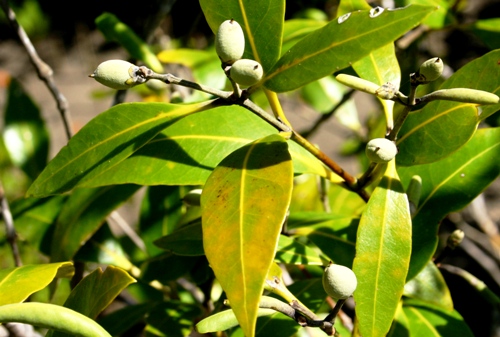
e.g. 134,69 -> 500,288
0,0 -> 73,140
0,181 -> 22,267
301,89 -> 355,138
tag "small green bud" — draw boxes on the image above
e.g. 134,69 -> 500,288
322,263 -> 357,300
413,57 -> 443,84
215,19 -> 245,64
183,189 -> 202,207
406,175 -> 422,216
90,60 -> 144,90
447,229 -> 465,249
365,138 -> 398,163
230,59 -> 263,87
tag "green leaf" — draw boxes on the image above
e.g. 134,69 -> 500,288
3,79 -> 49,181
144,301 -> 203,337
50,185 -> 140,262
353,160 -> 412,337
264,5 -> 435,92
98,302 -> 155,336
403,299 -> 474,337
140,185 -> 184,256
0,262 -> 74,305
199,0 -> 285,74
469,18 -> 500,50
275,235 -> 323,265
95,13 -> 163,72
49,266 -> 135,337
337,0 -> 371,15
80,105 -> 330,187
141,253 -> 199,284
404,261 -> 453,310
201,134 -> 293,337
11,196 -> 67,254
289,212 -> 358,268
154,221 -> 204,256
398,0 -> 455,29
397,49 -> 500,166
26,101 -> 214,197
282,19 -> 326,56
0,302 -> 111,337
398,127 -> 500,280
388,302 -> 410,337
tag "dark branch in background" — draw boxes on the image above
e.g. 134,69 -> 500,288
300,89 -> 355,139
0,182 -> 22,267
0,0 -> 73,140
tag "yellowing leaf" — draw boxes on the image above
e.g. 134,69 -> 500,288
201,134 -> 293,337
353,160 -> 412,337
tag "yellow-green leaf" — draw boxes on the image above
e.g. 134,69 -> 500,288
353,160 -> 412,337
201,134 -> 293,337
0,262 -> 74,305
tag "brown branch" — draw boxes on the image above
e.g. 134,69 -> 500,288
0,181 -> 22,267
0,0 -> 73,140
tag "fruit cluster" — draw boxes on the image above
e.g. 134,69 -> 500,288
215,19 -> 263,88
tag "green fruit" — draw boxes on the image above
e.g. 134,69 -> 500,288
90,60 -> 139,90
365,138 -> 398,163
414,57 -> 443,84
230,59 -> 263,87
322,263 -> 357,300
215,19 -> 245,64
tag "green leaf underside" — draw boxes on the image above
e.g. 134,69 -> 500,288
264,5 -> 435,92
398,127 -> 500,280
201,134 -> 293,337
199,0 -> 285,74
50,267 -> 135,331
79,105 -> 329,188
404,261 -> 453,311
397,102 -> 479,166
0,263 -> 74,306
288,212 -> 358,268
50,185 -> 140,262
26,101 -> 215,197
403,299 -> 474,337
398,49 -> 500,166
353,161 -> 412,337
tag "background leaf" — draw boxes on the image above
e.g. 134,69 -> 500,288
264,5 -> 434,92
3,79 -> 49,181
199,0 -> 285,74
0,262 -> 74,305
403,299 -> 474,337
398,127 -> 500,280
50,185 -> 140,262
353,161 -> 412,337
201,134 -> 293,337
27,101 -> 214,197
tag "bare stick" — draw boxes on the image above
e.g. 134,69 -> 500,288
0,181 -> 22,267
0,0 -> 73,140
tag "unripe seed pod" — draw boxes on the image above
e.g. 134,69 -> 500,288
419,88 -> 499,105
90,60 -> 140,90
365,138 -> 398,163
336,74 -> 379,95
413,57 -> 443,84
215,19 -> 245,64
322,263 -> 357,299
230,59 -> 263,87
